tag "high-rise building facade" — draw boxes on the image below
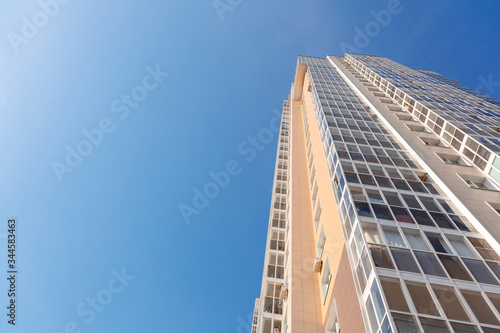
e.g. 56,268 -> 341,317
252,54 -> 500,333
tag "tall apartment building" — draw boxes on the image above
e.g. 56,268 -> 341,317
251,54 -> 500,333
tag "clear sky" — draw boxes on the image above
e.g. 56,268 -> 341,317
0,0 -> 499,332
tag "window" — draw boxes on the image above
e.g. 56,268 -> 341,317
391,313 -> 419,332
403,229 -> 429,251
460,289 -> 500,325
446,236 -> 477,258
419,136 -> 448,147
321,257 -> 332,303
314,200 -> 322,230
426,233 -> 452,254
418,317 -> 451,333
359,174 -> 377,186
436,152 -> 470,166
375,176 -> 393,188
408,181 -> 429,193
459,174 -> 498,191
349,186 -> 366,202
368,244 -> 394,269
487,202 -> 500,216
411,209 -> 436,226
449,322 -> 480,333
403,282 -> 440,317
468,237 -> 500,261
355,201 -> 373,218
418,196 -> 440,212
486,292 -> 500,313
430,212 -> 456,229
366,188 -> 384,204
431,284 -> 470,322
407,124 -> 431,132
392,178 -> 411,191
371,204 -> 394,220
391,248 -> 421,273
414,251 -> 447,277
380,277 -> 410,312
383,227 -> 405,247
402,194 -> 422,209
344,171 -> 360,184
462,258 -> 499,285
317,225 -> 326,257
325,299 -> 340,333
363,223 -> 382,244
437,254 -> 473,281
382,191 -> 403,206
487,261 -> 500,280
390,206 -> 414,223
312,181 -> 319,207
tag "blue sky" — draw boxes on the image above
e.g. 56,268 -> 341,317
0,0 -> 499,332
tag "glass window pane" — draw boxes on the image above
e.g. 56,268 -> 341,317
486,292 -> 500,313
400,170 -> 418,181
354,201 -> 373,218
371,282 -> 386,324
392,178 -> 411,191
366,297 -> 378,332
408,181 -> 428,193
359,174 -> 377,186
405,281 -> 439,316
418,196 -> 441,212
403,229 -> 429,251
383,227 -> 405,247
402,194 -> 422,209
391,248 -> 421,273
385,167 -> 401,178
418,317 -> 450,333
438,255 -> 473,281
363,224 -> 382,244
366,188 -> 384,204
437,199 -> 457,214
344,171 -> 360,184
449,322 -> 480,333
355,163 -> 370,174
382,191 -> 403,206
390,206 -> 414,223
371,204 -> 394,221
446,236 -> 478,258
487,261 -> 500,280
430,212 -> 456,229
414,251 -> 447,277
391,312 -> 419,333
450,215 -> 476,232
468,237 -> 492,249
460,289 -> 500,325
477,248 -> 500,261
431,284 -> 470,322
369,165 -> 386,176
411,209 -> 436,226
426,233 -> 453,254
350,186 -> 366,201
380,278 -> 410,312
369,244 -> 394,269
462,258 -> 499,285
481,327 -> 500,333
376,176 -> 394,188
